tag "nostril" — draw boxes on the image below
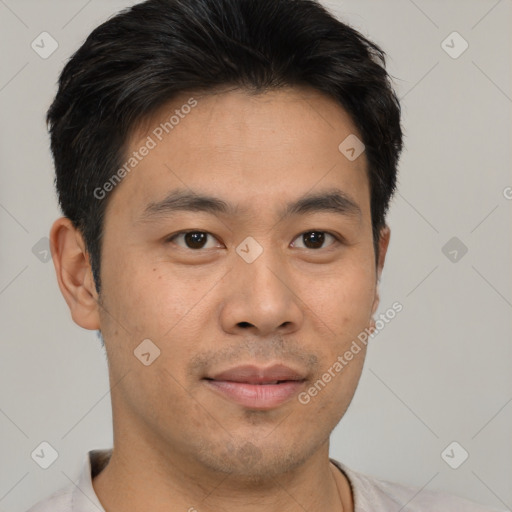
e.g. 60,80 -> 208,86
238,321 -> 252,328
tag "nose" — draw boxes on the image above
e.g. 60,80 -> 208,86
219,248 -> 304,337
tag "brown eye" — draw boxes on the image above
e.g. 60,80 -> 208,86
292,231 -> 337,250
169,231 -> 220,250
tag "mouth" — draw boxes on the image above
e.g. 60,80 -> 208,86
203,364 -> 307,410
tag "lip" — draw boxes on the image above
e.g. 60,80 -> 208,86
204,364 -> 306,410
209,364 -> 305,383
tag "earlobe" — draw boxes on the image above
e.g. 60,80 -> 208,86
50,217 -> 101,330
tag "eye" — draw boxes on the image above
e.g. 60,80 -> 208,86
167,231 -> 221,250
291,231 -> 339,250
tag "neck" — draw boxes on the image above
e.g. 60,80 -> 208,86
92,439 -> 353,512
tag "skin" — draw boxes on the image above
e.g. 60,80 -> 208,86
50,86 -> 390,512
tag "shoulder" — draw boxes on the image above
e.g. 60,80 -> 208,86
330,459 -> 506,512
25,449 -> 109,512
25,483 -> 74,512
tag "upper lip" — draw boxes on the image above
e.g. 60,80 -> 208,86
206,364 -> 306,384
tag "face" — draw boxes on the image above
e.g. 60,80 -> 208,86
62,87 -> 388,480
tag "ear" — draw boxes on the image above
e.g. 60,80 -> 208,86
50,217 -> 101,330
370,226 -> 391,319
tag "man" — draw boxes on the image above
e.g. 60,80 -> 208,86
27,0 -> 505,510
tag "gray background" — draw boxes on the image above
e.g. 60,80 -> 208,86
0,0 -> 511,510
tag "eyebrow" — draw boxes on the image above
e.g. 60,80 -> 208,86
139,187 -> 362,222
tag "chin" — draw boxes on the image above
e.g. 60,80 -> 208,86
195,437 -> 315,482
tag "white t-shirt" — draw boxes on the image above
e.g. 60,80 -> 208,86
26,449 -> 506,512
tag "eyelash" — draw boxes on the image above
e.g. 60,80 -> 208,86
165,230 -> 342,251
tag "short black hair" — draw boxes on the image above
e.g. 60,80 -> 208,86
47,0 -> 403,293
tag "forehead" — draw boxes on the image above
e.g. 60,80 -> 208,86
107,86 -> 370,221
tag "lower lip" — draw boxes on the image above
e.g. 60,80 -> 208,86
204,379 -> 305,409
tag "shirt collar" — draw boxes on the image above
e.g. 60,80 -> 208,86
71,449 -> 111,512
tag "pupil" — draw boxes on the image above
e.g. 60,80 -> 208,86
185,232 -> 206,249
304,231 -> 324,249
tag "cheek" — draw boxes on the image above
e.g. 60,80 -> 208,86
299,260 -> 376,333
103,252 -> 205,336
